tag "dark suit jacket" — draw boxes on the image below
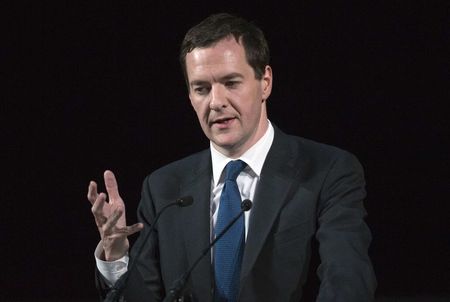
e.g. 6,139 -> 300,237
98,126 -> 377,301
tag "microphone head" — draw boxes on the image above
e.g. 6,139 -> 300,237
176,196 -> 194,207
241,199 -> 253,211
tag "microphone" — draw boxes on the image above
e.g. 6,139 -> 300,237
163,199 -> 253,302
105,196 -> 194,302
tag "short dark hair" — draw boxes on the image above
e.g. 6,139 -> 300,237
180,13 -> 270,87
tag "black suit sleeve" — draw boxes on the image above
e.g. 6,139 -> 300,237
94,176 -> 163,302
95,267 -> 111,301
122,175 -> 164,302
315,151 -> 377,301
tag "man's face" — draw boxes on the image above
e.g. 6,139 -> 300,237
186,37 -> 272,158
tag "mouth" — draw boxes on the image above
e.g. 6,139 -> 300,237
210,116 -> 236,128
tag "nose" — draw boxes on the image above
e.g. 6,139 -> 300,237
209,85 -> 227,111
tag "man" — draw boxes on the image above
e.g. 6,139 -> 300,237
88,13 -> 377,301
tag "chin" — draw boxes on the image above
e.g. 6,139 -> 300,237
212,134 -> 238,146
213,139 -> 243,155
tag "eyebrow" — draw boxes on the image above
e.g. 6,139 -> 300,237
221,72 -> 244,81
190,80 -> 209,87
189,72 -> 244,87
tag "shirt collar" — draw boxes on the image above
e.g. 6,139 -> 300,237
210,121 -> 274,186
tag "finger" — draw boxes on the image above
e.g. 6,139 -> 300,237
104,170 -> 121,202
87,181 -> 98,205
110,223 -> 144,238
91,193 -> 107,226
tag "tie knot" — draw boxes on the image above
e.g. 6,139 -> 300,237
224,160 -> 247,181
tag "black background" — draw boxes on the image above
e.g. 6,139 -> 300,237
3,1 -> 448,301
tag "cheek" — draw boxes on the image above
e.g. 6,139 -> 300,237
244,98 -> 263,119
191,100 -> 209,122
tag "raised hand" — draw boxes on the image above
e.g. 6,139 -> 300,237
88,170 -> 143,261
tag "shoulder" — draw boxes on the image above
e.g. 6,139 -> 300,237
272,126 -> 361,168
143,148 -> 211,184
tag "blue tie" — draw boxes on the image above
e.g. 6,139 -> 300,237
214,160 -> 247,302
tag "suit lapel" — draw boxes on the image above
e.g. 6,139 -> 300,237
240,128 -> 304,280
179,151 -> 214,299
174,129 -> 307,297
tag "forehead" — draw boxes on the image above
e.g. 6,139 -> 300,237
185,37 -> 251,81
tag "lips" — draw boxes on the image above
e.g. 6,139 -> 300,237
210,116 -> 236,127
214,117 -> 233,123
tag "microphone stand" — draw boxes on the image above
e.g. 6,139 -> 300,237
105,197 -> 193,302
163,199 -> 252,302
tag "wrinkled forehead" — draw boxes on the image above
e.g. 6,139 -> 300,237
186,37 -> 249,75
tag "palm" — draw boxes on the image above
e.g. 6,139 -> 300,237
88,170 -> 143,261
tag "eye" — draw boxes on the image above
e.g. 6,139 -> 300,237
193,86 -> 210,95
225,81 -> 240,88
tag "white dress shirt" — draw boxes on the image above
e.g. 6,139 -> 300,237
96,121 -> 274,286
209,121 -> 274,241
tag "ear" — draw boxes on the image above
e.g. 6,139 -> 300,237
261,65 -> 273,101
